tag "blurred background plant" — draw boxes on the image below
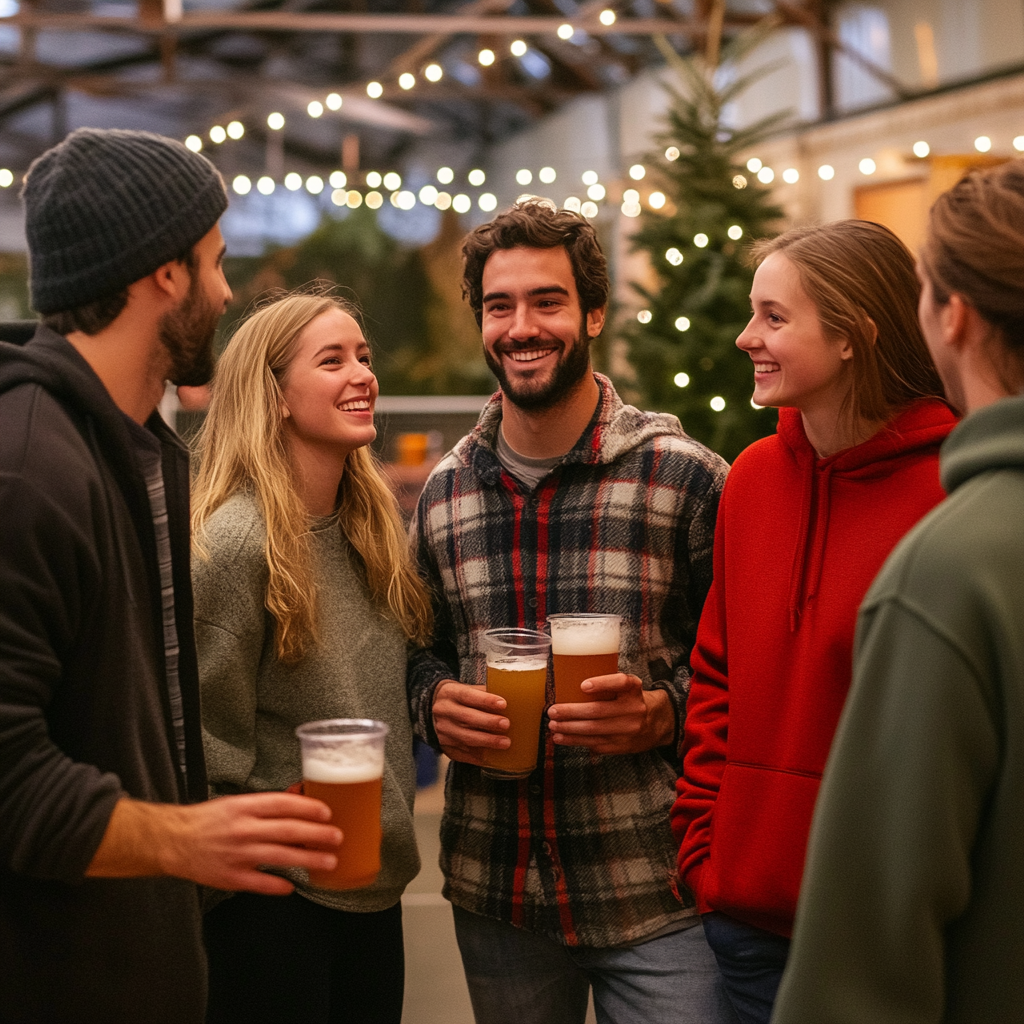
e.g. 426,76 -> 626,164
624,28 -> 787,462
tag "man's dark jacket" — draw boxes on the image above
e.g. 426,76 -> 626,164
0,327 -> 209,1023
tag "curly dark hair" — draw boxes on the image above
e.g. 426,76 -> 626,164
461,198 -> 610,327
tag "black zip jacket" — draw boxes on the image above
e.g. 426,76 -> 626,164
0,326 -> 208,1024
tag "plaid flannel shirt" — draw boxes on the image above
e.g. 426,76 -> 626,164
409,375 -> 727,948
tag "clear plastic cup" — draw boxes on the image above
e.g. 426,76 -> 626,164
547,613 -> 622,704
480,628 -> 552,780
295,718 -> 388,890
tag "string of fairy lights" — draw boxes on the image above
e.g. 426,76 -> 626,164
163,111 -> 1024,224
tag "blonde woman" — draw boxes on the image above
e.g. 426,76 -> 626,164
191,291 -> 432,1024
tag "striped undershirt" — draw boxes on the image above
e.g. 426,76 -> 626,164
129,422 -> 188,789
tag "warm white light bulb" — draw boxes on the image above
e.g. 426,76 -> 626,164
599,9 -> 616,26
818,164 -> 835,180
557,23 -> 574,39
539,166 -> 556,183
727,225 -> 743,240
468,169 -> 486,186
307,101 -> 324,118
782,168 -> 799,184
974,135 -> 992,152
232,174 -> 251,195
227,121 -> 244,139
185,135 -> 202,152
479,193 -> 498,212
326,93 -> 343,110
478,49 -> 495,66
366,82 -> 383,99
859,157 -> 876,175
710,396 -> 726,412
516,169 -> 533,185
209,125 -> 226,144
628,164 -> 645,180
425,64 -> 443,82
437,166 -> 454,184
267,112 -> 285,130
648,192 -> 666,209
511,40 -> 527,57
256,176 -> 275,195
913,140 -> 930,158
636,309 -> 652,324
746,157 -> 762,172
665,146 -> 680,161
399,73 -> 415,90
673,372 -> 690,388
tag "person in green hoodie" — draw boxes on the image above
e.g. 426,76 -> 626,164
190,290 -> 434,1024
773,160 -> 1024,1024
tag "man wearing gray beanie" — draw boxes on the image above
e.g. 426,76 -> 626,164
0,128 -> 342,1024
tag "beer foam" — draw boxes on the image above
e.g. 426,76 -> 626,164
548,617 -> 620,655
303,756 -> 382,784
486,657 -> 549,672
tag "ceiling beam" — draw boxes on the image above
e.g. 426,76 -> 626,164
0,11 -> 761,37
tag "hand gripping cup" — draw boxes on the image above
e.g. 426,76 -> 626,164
295,719 -> 388,890
480,628 -> 552,780
547,613 -> 622,705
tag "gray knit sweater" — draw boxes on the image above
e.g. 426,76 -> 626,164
193,492 -> 420,913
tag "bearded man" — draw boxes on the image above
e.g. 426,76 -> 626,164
0,129 -> 341,1024
409,199 -> 734,1024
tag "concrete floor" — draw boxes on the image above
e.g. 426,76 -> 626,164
402,764 -> 596,1024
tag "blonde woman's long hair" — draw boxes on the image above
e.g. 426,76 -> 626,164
192,290 -> 433,662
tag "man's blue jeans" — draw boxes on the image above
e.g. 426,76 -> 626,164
452,905 -> 739,1024
700,912 -> 791,1024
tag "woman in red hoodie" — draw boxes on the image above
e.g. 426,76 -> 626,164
672,220 -> 956,1024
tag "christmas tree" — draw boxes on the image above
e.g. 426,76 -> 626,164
624,31 -> 788,462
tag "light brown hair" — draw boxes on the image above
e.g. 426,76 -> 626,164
462,198 -> 609,327
192,289 -> 432,662
750,219 -> 945,426
919,159 -> 1024,389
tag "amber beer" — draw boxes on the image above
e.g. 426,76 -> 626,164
304,764 -> 383,890
480,629 -> 552,780
295,719 -> 389,891
482,658 -> 549,776
548,614 -> 622,705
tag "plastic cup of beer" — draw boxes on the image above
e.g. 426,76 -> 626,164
294,718 -> 388,890
480,628 -> 552,781
547,613 -> 622,705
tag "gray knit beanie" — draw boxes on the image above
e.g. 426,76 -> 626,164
22,127 -> 228,314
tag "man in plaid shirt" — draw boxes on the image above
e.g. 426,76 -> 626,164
409,200 -> 733,1024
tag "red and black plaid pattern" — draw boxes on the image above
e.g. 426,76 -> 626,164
409,375 -> 727,948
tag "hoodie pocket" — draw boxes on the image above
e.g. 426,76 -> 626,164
704,761 -> 822,933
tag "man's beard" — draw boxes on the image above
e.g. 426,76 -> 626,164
159,276 -> 221,387
484,319 -> 593,412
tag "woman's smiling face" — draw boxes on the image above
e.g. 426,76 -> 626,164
279,307 -> 379,460
736,252 -> 853,418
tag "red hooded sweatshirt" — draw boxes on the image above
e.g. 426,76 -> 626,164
672,398 -> 957,937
